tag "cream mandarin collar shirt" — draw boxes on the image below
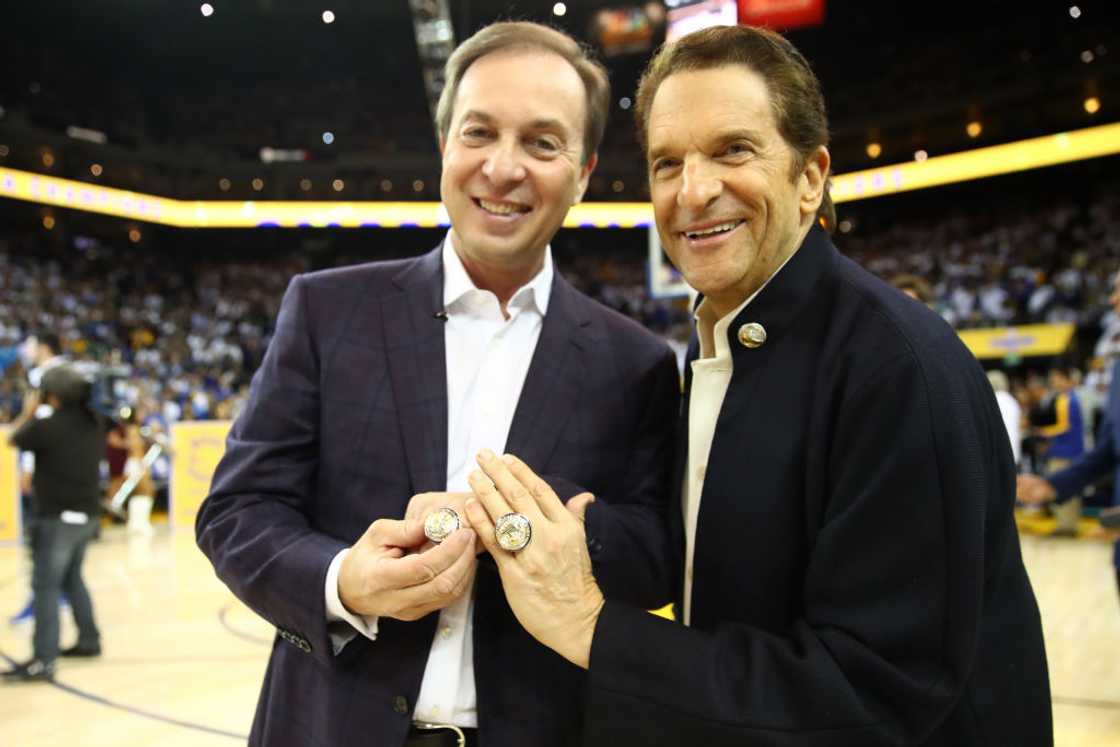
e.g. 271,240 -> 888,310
682,249 -> 797,626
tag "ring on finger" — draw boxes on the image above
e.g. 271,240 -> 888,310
424,507 -> 461,543
495,512 -> 532,552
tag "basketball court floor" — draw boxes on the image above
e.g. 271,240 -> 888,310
1,516 -> 1118,746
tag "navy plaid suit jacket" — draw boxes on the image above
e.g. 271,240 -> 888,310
196,245 -> 680,747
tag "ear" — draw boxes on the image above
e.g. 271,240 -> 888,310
798,145 -> 830,219
573,151 -> 599,205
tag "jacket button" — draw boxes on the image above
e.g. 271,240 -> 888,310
392,696 -> 410,715
737,323 -> 767,349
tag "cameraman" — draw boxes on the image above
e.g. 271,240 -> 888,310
2,365 -> 105,683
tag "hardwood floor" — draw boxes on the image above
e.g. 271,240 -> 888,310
1,522 -> 1117,746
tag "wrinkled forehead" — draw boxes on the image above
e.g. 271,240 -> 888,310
645,64 -> 777,151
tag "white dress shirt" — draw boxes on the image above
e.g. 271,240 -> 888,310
681,252 -> 794,626
324,235 -> 552,727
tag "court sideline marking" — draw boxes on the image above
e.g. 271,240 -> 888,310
0,649 -> 248,740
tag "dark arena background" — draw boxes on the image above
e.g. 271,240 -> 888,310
1,1 -> 1118,744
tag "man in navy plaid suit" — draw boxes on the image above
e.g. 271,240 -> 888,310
195,21 -> 679,747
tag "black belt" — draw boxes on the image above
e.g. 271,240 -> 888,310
405,723 -> 479,747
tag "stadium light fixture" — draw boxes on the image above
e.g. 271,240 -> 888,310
322,131 -> 335,145
90,164 -> 103,177
866,142 -> 882,159
322,10 -> 336,24
553,3 -> 567,17
966,121 -> 982,138
200,4 -> 214,18
1069,6 -> 1081,19
1084,96 -> 1101,114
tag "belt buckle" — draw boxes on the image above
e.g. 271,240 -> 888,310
413,721 -> 466,747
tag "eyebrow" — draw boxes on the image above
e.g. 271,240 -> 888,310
459,110 -> 569,136
647,127 -> 763,162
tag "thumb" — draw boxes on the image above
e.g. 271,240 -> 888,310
368,517 -> 426,550
565,492 -> 596,521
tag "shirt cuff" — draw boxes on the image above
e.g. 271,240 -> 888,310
325,548 -> 380,654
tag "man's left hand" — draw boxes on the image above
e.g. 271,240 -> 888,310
464,449 -> 603,670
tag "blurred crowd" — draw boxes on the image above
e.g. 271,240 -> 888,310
1,185 -> 1119,431
850,188 -> 1120,329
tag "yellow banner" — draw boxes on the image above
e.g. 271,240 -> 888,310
4,122 -> 1119,226
957,323 -> 1076,360
0,428 -> 20,542
170,421 -> 231,529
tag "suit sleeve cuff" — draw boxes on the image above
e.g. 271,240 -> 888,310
324,549 -> 379,653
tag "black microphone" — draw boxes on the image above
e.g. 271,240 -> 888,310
434,310 -> 449,322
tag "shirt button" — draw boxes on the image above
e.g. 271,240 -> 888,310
392,696 -> 409,715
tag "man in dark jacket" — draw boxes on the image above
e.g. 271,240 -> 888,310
465,24 -> 1052,746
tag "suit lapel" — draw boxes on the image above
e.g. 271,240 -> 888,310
505,274 -> 588,470
382,247 -> 449,494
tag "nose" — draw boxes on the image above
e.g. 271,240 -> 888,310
677,158 -> 722,212
482,139 -> 527,186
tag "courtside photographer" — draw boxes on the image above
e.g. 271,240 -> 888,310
2,364 -> 106,683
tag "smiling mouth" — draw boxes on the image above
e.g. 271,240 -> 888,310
683,220 -> 745,240
475,198 -> 531,216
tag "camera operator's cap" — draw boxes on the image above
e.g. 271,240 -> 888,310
40,364 -> 92,406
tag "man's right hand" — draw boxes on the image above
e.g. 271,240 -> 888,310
337,518 -> 477,621
1016,474 -> 1058,504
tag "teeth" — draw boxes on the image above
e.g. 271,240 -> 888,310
686,220 -> 741,239
479,199 -> 525,216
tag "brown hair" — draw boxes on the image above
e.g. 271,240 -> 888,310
436,21 -> 610,165
634,25 -> 835,228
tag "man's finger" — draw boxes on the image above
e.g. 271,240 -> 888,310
565,492 -> 596,522
392,530 -> 478,611
468,466 -> 515,525
501,453 -> 568,523
475,449 -> 543,520
465,498 -> 507,563
367,517 -> 426,550
376,528 -> 475,588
